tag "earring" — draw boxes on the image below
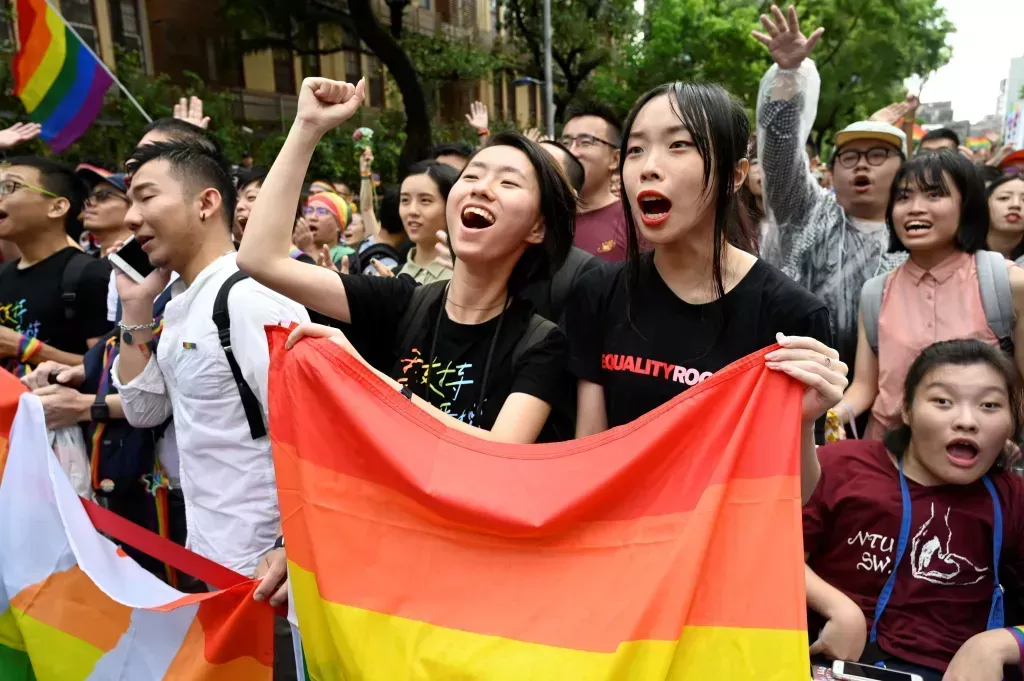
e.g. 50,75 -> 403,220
200,213 -> 206,221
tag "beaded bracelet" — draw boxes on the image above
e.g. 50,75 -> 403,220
18,334 -> 41,366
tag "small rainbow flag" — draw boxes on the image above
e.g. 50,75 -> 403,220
12,0 -> 114,152
268,329 -> 810,679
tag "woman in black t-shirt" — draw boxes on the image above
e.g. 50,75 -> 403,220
238,78 -> 576,444
563,81 -> 848,502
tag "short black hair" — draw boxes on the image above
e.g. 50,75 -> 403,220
139,117 -> 220,153
806,139 -> 819,158
887,150 -> 989,254
127,141 -> 237,225
237,167 -> 268,192
563,100 -> 622,143
402,161 -> 460,201
884,339 -> 1022,457
920,127 -> 960,148
430,143 -> 474,161
466,131 -> 576,294
377,185 -> 404,235
5,156 -> 86,238
540,140 -> 585,194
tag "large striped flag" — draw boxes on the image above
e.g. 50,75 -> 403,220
0,391 -> 275,680
269,329 -> 810,679
11,0 -> 114,152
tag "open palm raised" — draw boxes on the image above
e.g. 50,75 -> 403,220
295,78 -> 366,136
751,5 -> 824,71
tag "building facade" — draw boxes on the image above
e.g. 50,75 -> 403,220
3,0 -> 545,129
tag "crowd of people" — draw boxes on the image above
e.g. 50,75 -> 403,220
2,5 -> 1024,680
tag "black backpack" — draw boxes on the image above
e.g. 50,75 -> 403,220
349,242 -> 403,275
0,251 -> 91,322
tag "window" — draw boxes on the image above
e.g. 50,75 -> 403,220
110,0 -> 143,58
61,0 -> 99,53
211,33 -> 244,89
344,51 -> 362,85
367,55 -> 384,107
528,83 -> 538,124
492,76 -> 502,118
419,0 -> 433,9
273,48 -> 297,95
506,74 -> 517,121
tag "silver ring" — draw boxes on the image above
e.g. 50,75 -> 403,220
825,357 -> 831,367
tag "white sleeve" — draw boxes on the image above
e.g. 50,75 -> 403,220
110,354 -> 173,427
228,285 -> 310,415
106,271 -> 118,323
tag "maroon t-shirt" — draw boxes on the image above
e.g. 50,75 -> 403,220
574,200 -> 628,262
804,440 -> 1024,671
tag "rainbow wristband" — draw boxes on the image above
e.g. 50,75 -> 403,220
476,128 -> 490,137
18,334 -> 41,366
1008,627 -> 1024,666
360,172 -> 372,179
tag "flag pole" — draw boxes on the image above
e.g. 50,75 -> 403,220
42,0 -> 152,123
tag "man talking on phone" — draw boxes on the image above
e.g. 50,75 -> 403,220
111,140 -> 308,584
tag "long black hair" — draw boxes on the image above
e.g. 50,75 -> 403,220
884,339 -> 1022,457
401,161 -> 459,201
886,150 -> 989,254
460,131 -> 576,295
619,82 -> 752,305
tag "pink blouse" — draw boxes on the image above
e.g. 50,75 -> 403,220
868,252 -> 1001,439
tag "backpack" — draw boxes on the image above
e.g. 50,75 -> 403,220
350,242 -> 403,275
0,250 -> 91,322
396,281 -> 558,400
548,247 -> 598,321
861,250 -> 1015,356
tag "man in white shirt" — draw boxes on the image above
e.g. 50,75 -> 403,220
112,140 -> 309,576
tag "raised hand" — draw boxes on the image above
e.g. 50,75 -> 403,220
466,100 -> 489,132
751,5 -> 824,70
295,78 -> 366,137
293,217 -> 316,257
317,245 -> 340,273
0,122 -> 42,150
173,96 -> 210,129
360,146 -> 375,175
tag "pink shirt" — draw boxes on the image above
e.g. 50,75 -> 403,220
574,200 -> 628,262
868,252 -> 1000,438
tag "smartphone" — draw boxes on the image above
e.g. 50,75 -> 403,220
108,236 -> 155,283
833,661 -> 923,681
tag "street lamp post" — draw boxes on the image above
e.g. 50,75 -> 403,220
543,0 -> 554,138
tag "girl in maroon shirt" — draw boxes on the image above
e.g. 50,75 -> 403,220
805,339 -> 1024,680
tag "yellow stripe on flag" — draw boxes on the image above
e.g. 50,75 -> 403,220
290,562 -> 808,680
0,607 -> 25,652
21,7 -> 67,112
10,608 -> 104,681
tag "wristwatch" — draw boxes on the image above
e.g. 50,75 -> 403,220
91,395 -> 110,423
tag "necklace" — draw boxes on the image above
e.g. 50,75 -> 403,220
446,297 -> 506,311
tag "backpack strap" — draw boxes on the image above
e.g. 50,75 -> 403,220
511,314 -> 557,367
975,250 -> 1015,354
549,248 -> 594,321
860,272 -> 890,355
61,254 -> 91,321
396,281 -> 447,360
212,271 -> 267,440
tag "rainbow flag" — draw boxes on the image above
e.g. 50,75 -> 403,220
12,0 -> 114,152
967,136 -> 992,151
0,393 -> 275,680
268,329 -> 810,679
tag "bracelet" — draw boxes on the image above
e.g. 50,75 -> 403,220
1008,627 -> 1024,666
837,401 -> 859,440
476,128 -> 490,137
118,321 -> 155,333
360,172 -> 372,178
18,334 -> 41,365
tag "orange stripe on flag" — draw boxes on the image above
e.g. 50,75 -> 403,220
9,566 -> 132,652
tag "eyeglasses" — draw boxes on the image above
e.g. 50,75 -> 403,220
558,134 -> 616,150
85,188 -> 128,206
0,178 -> 60,199
835,147 -> 900,169
303,205 -> 331,217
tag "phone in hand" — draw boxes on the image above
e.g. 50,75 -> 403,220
108,236 -> 155,283
832,661 -> 923,681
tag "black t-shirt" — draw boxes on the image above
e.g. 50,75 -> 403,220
340,274 -> 573,439
565,255 -> 833,428
0,247 -> 112,373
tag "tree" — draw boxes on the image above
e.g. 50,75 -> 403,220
222,0 -> 432,172
499,0 -> 639,121
585,0 -> 953,145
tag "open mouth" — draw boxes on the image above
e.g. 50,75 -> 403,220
853,175 -> 872,192
637,191 -> 672,226
461,205 -> 496,229
904,220 -> 932,234
236,215 -> 248,229
136,235 -> 154,251
0,210 -> 7,222
946,438 -> 980,466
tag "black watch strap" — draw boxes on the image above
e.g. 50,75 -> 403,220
273,535 -> 285,550
90,395 -> 110,423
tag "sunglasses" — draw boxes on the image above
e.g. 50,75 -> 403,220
86,188 -> 128,205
